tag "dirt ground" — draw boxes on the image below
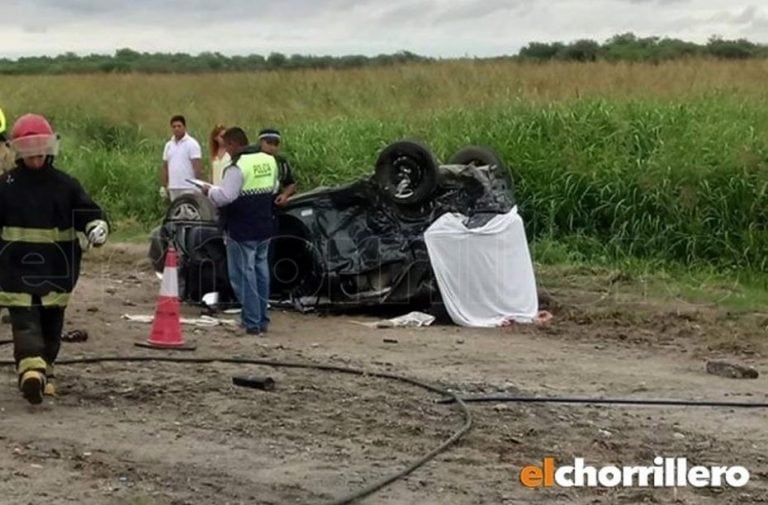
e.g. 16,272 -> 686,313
1,244 -> 767,505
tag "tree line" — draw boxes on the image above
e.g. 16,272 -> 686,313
518,33 -> 768,62
0,49 -> 429,75
1,34 -> 766,74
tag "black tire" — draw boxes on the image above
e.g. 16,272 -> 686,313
165,193 -> 218,222
148,225 -> 189,297
448,146 -> 515,196
375,140 -> 438,205
148,225 -> 167,274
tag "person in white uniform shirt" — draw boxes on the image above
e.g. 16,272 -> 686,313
160,115 -> 204,200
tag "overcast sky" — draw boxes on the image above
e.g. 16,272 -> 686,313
2,0 -> 767,58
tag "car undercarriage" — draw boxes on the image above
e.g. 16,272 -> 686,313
148,141 -> 516,314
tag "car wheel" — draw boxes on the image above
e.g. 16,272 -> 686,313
166,193 -> 218,222
375,140 -> 438,205
148,225 -> 167,274
448,146 -> 515,197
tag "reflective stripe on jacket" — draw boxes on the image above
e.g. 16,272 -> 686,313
0,162 -> 105,306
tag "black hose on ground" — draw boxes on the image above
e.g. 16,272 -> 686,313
7,356 -> 762,503
0,355 -> 473,505
437,394 -> 768,409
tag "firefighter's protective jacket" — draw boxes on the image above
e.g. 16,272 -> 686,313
0,159 -> 105,307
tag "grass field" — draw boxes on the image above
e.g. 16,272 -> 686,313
3,58 -> 768,268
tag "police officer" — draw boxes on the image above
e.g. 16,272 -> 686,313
257,128 -> 296,206
202,127 -> 279,335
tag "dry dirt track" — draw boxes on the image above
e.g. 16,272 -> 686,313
1,243 -> 767,505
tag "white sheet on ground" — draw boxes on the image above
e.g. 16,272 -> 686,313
424,207 -> 538,327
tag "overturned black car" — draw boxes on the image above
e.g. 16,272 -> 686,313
148,141 -> 516,313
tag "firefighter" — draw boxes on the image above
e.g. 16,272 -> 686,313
0,113 -> 109,404
0,108 -> 12,326
0,107 -> 13,172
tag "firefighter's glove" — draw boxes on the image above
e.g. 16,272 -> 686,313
85,220 -> 109,247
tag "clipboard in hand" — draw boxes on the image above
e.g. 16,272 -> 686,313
186,178 -> 212,189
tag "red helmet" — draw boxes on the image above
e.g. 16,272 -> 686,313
10,113 -> 58,158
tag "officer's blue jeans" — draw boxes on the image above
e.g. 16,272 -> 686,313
225,238 -> 270,331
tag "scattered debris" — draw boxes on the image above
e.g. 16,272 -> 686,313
388,311 -> 435,327
706,360 -> 759,379
352,311 -> 436,329
61,330 -> 88,343
383,338 -> 399,344
232,376 -> 275,391
122,314 -> 237,327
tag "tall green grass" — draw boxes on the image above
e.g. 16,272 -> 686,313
3,60 -> 768,268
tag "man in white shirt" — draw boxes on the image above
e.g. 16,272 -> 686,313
161,115 -> 203,200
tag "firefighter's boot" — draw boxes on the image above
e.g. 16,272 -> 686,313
18,357 -> 47,405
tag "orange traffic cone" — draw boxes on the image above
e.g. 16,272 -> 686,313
135,245 -> 196,351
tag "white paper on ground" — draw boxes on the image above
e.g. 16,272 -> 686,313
350,311 -> 436,329
122,314 -> 237,327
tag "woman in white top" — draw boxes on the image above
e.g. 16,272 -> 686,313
208,124 -> 231,186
